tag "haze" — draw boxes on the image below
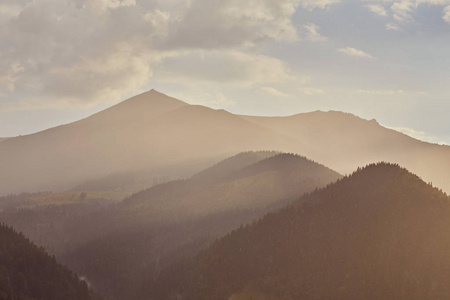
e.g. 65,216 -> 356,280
2,2 -> 450,300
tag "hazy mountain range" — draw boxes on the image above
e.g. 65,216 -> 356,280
2,151 -> 341,300
1,90 -> 449,195
144,163 -> 450,300
2,89 -> 450,300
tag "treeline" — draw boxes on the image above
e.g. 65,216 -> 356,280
0,224 -> 100,300
0,151 -> 342,300
140,162 -> 450,300
61,151 -> 341,300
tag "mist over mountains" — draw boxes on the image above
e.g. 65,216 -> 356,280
2,0 -> 450,298
1,90 -> 450,300
0,90 -> 449,195
2,151 -> 341,300
144,163 -> 450,300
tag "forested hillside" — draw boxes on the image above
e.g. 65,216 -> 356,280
142,163 -> 450,300
61,151 -> 341,300
0,224 -> 99,300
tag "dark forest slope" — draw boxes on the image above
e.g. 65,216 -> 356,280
0,224 -> 99,300
143,163 -> 450,300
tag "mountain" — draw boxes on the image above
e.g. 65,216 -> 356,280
0,90 -> 449,195
59,151 -> 341,300
143,163 -> 450,300
0,90 -> 301,195
0,224 -> 99,300
67,152 -> 341,240
241,111 -> 450,191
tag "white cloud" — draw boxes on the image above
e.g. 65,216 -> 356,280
260,86 -> 290,97
162,0 -> 300,49
337,47 -> 374,59
391,0 -> 414,22
364,0 -> 450,30
301,87 -> 325,95
303,23 -> 327,41
386,22 -> 401,30
444,5 -> 450,22
0,0 -> 302,110
154,50 -> 296,86
41,45 -> 154,106
89,0 -> 136,11
0,63 -> 24,92
416,0 -> 450,5
367,4 -> 388,16
299,0 -> 340,9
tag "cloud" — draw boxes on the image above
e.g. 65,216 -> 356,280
0,3 -> 24,17
365,0 -> 450,30
337,47 -> 374,59
386,22 -> 401,30
353,89 -> 404,95
303,23 -> 327,41
416,0 -> 450,5
0,63 -> 24,92
260,86 -> 290,97
161,0 -> 300,50
86,0 -> 137,12
391,0 -> 415,22
154,50 -> 296,86
301,87 -> 325,95
366,4 -> 388,16
0,0 -> 302,110
299,0 -> 341,9
444,5 -> 450,22
41,45 -> 154,106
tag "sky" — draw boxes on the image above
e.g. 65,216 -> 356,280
1,0 -> 450,144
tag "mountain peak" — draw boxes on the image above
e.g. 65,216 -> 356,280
145,88 -> 164,96
85,89 -> 188,124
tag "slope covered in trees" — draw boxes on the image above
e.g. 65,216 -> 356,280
0,224 -> 99,300
61,152 -> 341,300
121,152 -> 341,222
143,163 -> 450,300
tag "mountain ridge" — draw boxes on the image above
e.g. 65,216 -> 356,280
1,90 -> 449,195
142,162 -> 450,300
58,151 -> 341,300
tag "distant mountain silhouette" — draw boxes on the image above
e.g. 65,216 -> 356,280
143,163 -> 450,300
190,151 -> 278,183
0,224 -> 99,300
60,151 -> 341,300
0,90 -> 449,194
241,111 -> 450,191
0,90 -> 301,194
